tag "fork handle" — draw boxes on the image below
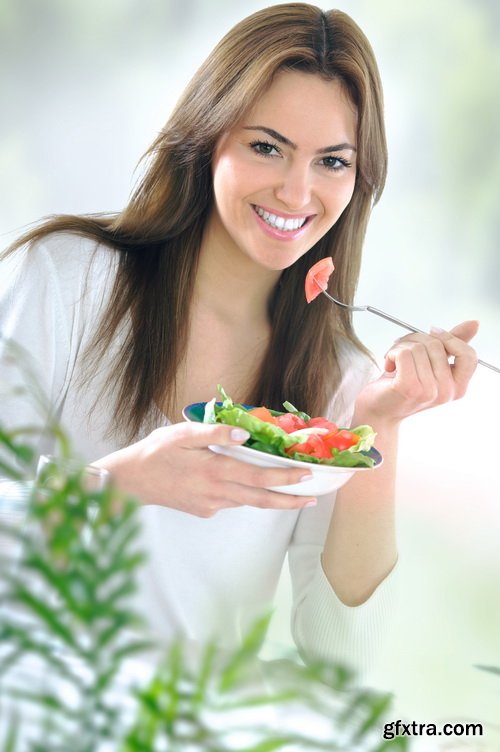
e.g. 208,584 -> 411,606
365,305 -> 425,334
365,306 -> 500,374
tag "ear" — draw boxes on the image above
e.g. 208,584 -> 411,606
449,320 -> 480,343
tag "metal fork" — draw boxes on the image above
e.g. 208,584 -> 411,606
320,288 -> 500,374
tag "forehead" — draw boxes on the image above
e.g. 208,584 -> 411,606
240,69 -> 358,146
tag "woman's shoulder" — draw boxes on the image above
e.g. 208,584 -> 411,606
26,230 -> 119,278
6,230 -> 120,300
1,230 -> 122,333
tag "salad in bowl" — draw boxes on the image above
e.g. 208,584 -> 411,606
183,386 -> 382,496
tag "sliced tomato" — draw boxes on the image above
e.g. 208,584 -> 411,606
323,429 -> 359,452
306,416 -> 338,433
286,433 -> 332,460
305,257 -> 335,303
275,412 -> 308,433
248,406 -> 278,425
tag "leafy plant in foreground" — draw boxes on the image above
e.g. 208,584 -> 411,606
0,400 -> 406,751
0,460 -> 150,751
122,612 -> 408,751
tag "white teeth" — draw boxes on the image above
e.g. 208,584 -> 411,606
254,206 -> 307,231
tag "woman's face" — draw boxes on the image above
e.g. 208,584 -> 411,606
209,69 -> 358,272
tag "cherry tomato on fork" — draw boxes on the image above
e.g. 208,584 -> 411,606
304,257 -> 335,303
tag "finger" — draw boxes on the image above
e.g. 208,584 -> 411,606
193,497 -> 241,518
385,326 -> 466,404
177,470 -> 316,516
410,339 -> 450,399
428,325 -> 478,394
390,320 -> 479,350
206,451 -> 314,491
166,421 -> 251,449
410,335 -> 456,398
384,344 -> 438,403
223,481 -> 317,510
387,324 -> 476,400
447,319 -> 480,344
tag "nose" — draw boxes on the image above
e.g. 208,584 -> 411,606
273,161 -> 312,211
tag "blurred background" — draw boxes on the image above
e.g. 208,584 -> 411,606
1,0 -> 499,739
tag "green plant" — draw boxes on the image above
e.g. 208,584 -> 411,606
121,612 -> 407,752
0,459 -> 150,750
0,412 -> 406,751
476,665 -> 500,679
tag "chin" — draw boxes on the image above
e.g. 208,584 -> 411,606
254,257 -> 298,274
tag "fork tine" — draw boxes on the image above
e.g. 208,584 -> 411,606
321,289 -> 367,312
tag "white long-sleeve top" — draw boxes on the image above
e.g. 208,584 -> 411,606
0,232 -> 397,673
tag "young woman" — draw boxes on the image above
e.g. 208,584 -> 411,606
0,4 -> 478,673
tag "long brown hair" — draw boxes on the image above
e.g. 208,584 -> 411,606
5,4 -> 387,439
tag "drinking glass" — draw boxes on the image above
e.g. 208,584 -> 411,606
0,480 -> 32,562
35,454 -> 110,493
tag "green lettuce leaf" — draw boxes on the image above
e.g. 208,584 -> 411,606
204,386 -> 378,469
349,425 -> 377,453
214,406 -> 297,451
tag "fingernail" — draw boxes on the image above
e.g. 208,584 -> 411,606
299,473 -> 314,483
304,499 -> 317,508
430,326 -> 446,334
230,428 -> 250,441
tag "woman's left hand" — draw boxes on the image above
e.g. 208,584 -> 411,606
353,320 -> 479,426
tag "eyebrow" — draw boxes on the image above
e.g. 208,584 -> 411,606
242,125 -> 357,154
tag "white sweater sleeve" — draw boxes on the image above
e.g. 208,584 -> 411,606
0,234 -> 115,477
287,346 -> 399,677
0,242 -> 71,476
289,515 -> 399,676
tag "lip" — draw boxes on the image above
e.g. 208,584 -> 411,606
253,203 -> 315,221
251,204 -> 314,241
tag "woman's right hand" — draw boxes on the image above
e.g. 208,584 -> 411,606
93,421 -> 317,517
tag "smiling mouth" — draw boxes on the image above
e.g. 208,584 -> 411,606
252,205 -> 310,232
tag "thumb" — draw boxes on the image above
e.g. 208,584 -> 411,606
209,422 -> 251,445
174,421 -> 250,448
448,319 -> 480,343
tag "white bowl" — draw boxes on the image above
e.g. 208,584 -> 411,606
183,402 -> 383,497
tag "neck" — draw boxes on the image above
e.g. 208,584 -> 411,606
194,215 -> 281,325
